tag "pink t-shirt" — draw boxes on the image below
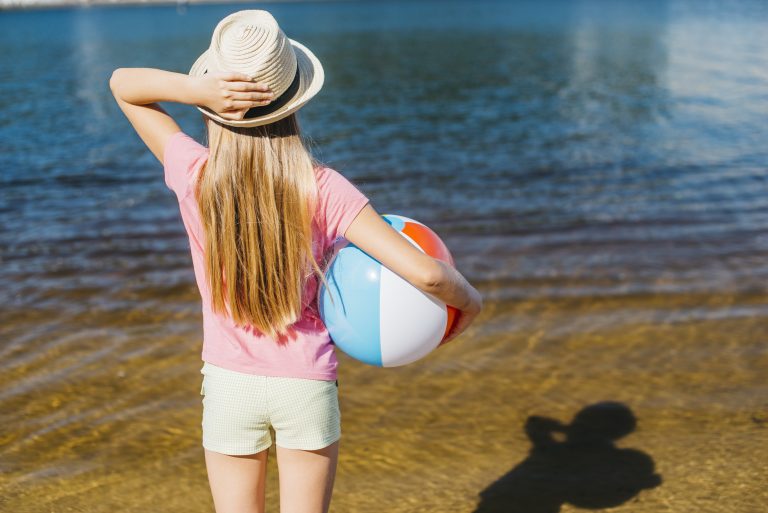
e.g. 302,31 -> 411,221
163,130 -> 370,380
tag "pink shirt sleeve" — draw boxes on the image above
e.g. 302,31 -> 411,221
163,131 -> 209,199
315,165 -> 370,242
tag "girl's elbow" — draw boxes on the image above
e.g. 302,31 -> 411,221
109,68 -> 124,93
418,259 -> 447,293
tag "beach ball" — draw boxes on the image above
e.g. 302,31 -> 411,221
318,214 -> 459,367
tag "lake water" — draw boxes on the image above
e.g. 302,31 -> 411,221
1,0 -> 767,511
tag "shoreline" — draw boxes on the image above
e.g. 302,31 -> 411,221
0,0 -> 351,12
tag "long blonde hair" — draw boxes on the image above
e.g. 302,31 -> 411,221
196,113 -> 330,340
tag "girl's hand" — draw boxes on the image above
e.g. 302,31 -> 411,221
190,71 -> 275,122
441,288 -> 483,346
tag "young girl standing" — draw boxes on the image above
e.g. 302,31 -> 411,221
109,10 -> 482,513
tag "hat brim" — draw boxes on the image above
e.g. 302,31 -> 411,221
188,38 -> 324,128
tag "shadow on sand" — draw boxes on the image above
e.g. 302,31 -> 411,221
474,402 -> 662,513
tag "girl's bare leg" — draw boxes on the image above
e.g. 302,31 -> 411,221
276,440 -> 339,513
204,448 -> 269,513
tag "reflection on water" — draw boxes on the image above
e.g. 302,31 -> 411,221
1,0 -> 767,511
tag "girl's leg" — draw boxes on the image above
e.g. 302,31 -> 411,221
204,448 -> 269,513
276,440 -> 340,513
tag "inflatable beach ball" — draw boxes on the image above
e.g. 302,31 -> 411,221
318,214 -> 459,367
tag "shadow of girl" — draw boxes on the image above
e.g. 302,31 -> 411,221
475,401 -> 662,513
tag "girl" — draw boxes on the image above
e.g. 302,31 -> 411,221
109,10 -> 482,513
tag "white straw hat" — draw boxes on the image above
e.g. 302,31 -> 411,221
189,10 -> 324,128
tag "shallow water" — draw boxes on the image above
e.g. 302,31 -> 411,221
1,0 -> 767,511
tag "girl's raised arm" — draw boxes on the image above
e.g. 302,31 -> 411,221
109,67 -> 273,163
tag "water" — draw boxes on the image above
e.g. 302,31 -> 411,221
1,1 -> 767,511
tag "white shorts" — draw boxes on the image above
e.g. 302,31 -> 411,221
200,362 -> 341,455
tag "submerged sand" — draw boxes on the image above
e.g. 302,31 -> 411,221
1,283 -> 766,512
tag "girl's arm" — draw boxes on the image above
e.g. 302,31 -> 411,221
109,67 -> 273,163
344,203 -> 483,346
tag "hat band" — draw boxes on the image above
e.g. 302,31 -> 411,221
242,66 -> 301,120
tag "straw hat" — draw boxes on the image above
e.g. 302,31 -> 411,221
189,10 -> 324,127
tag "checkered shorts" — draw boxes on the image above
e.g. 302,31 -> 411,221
199,362 -> 341,455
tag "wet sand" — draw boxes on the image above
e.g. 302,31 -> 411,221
1,280 -> 766,512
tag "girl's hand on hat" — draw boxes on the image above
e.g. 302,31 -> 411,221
192,71 -> 275,121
